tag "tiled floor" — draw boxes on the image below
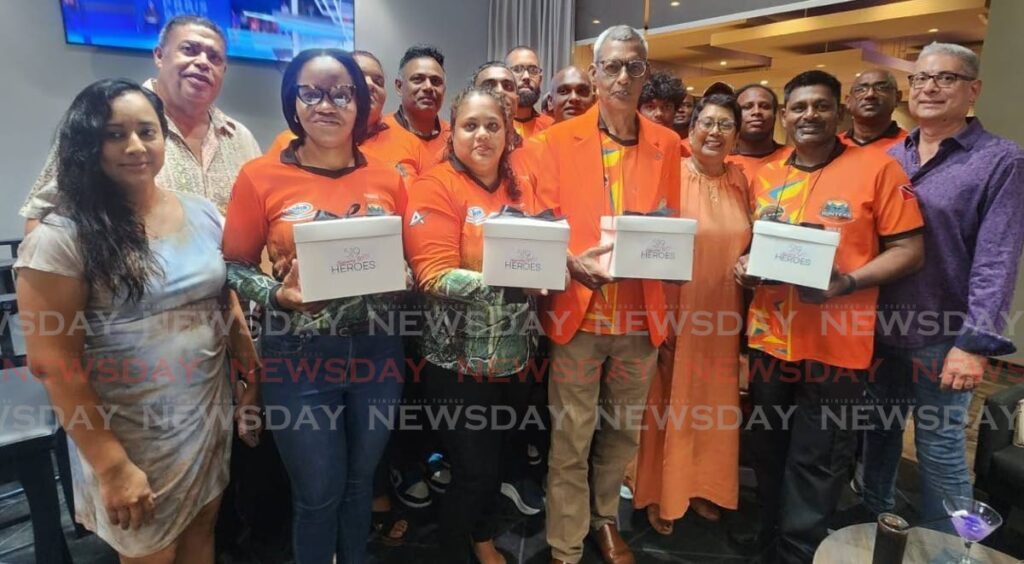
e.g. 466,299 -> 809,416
2,461 -> 1022,564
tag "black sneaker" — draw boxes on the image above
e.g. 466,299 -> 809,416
500,479 -> 545,516
390,467 -> 432,508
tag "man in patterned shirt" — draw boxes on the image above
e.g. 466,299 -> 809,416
20,15 -> 261,231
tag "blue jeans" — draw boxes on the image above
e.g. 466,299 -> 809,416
861,340 -> 973,532
261,332 -> 405,564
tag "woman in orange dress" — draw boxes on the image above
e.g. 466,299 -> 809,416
633,93 -> 751,534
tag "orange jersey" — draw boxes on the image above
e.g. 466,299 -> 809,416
404,158 -> 536,288
513,112 -> 554,140
838,121 -> 908,153
382,110 -> 451,168
532,106 -> 682,346
726,144 -> 792,185
223,145 -> 407,279
266,123 -> 431,179
747,144 -> 924,369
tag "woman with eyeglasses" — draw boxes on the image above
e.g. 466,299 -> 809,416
404,86 -> 544,564
222,49 -> 407,563
632,93 -> 751,534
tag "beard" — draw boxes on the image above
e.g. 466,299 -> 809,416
518,87 -> 540,107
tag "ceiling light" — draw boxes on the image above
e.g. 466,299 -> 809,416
855,72 -> 862,77
670,0 -> 680,5
928,28 -> 939,33
592,19 -> 601,24
816,64 -> 826,68
719,60 -> 728,66
760,80 -> 769,86
686,86 -> 694,91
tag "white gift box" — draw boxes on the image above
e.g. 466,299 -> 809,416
293,216 -> 406,302
482,216 -> 570,290
599,216 -> 698,280
746,220 -> 840,290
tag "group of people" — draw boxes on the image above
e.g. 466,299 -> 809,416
12,13 -> 1024,564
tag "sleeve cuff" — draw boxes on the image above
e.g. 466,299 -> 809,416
954,326 -> 1017,357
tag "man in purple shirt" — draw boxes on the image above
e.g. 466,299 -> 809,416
861,42 -> 1024,527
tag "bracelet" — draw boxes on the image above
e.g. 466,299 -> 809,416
840,274 -> 858,296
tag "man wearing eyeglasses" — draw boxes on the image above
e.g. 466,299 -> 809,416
734,70 -> 924,564
532,25 -> 681,564
861,42 -> 1024,532
506,46 -> 555,139
839,69 -> 908,152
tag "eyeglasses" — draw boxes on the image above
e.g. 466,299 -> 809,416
596,58 -> 648,78
695,117 -> 736,133
510,64 -> 542,77
907,72 -> 976,90
851,82 -> 896,97
296,84 -> 356,108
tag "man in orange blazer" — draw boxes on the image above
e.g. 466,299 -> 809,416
532,25 -> 682,564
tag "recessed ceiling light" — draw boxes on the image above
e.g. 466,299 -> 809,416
592,19 -> 601,24
855,72 -> 862,77
928,28 -> 939,33
760,80 -> 769,86
686,86 -> 694,91
816,64 -> 826,68
670,0 -> 680,5
719,60 -> 728,66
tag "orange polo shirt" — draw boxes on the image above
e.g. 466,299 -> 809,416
404,158 -> 536,288
266,122 -> 430,179
838,121 -> 908,154
383,109 -> 451,167
726,143 -> 792,185
223,142 -> 407,279
680,137 -> 692,158
747,143 -> 923,369
513,111 -> 554,141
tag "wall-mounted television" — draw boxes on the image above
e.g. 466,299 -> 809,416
59,0 -> 355,63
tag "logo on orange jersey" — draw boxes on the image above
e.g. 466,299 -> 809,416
466,206 -> 487,225
281,202 -> 315,222
409,210 -> 427,226
899,183 -> 916,201
820,199 -> 852,221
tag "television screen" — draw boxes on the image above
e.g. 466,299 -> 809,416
59,0 -> 355,62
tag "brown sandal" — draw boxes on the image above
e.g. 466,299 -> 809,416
690,497 -> 722,522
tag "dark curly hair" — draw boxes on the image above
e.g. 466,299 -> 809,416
281,49 -> 371,148
399,44 -> 445,71
445,86 -> 521,202
47,78 -> 169,303
639,72 -> 686,110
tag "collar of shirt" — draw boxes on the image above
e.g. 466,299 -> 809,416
843,120 -> 902,146
733,141 -> 784,158
365,120 -> 389,141
448,154 -> 502,192
514,108 -> 541,123
394,106 -> 442,140
784,138 -> 846,172
142,78 -> 239,140
597,112 -> 640,147
280,138 -> 369,178
904,116 -> 984,153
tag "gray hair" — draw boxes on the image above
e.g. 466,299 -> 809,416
918,42 -> 980,78
593,25 -> 648,61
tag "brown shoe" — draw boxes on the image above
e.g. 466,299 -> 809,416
591,523 -> 636,564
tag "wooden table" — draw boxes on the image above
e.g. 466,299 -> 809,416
814,523 -> 1019,563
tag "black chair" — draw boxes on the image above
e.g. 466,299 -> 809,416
974,376 -> 1024,524
0,295 -> 73,563
0,238 -> 20,294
